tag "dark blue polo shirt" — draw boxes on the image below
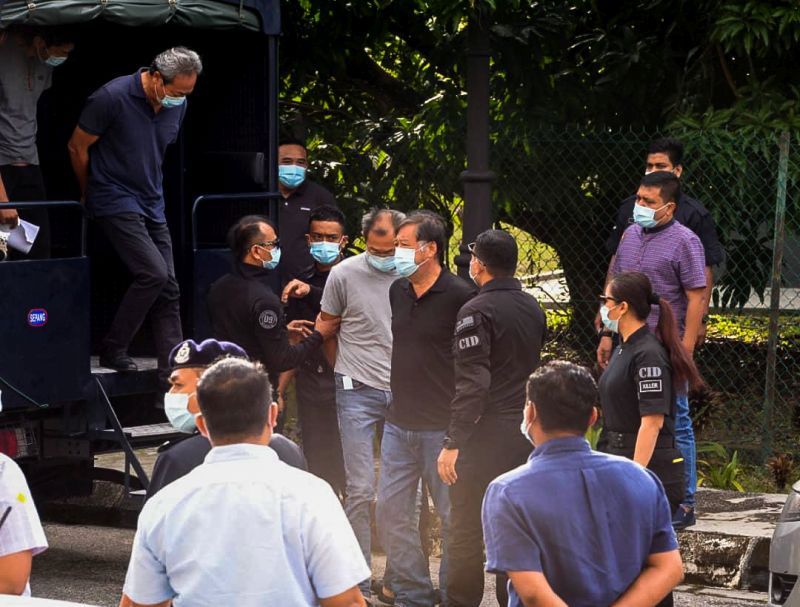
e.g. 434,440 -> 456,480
482,436 -> 677,607
79,69 -> 186,222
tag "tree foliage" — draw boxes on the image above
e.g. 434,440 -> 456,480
277,0 -> 800,345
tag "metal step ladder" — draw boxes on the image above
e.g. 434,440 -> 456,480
87,357 -> 181,500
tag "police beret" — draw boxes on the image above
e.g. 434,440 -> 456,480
168,339 -> 248,370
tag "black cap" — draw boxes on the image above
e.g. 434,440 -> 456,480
168,339 -> 248,370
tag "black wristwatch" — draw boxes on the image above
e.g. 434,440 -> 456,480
598,328 -> 613,339
701,314 -> 709,325
442,436 -> 459,450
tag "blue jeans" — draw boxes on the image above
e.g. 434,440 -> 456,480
675,392 -> 696,508
377,422 -> 450,607
336,374 -> 392,594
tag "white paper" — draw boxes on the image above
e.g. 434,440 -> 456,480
7,220 -> 39,254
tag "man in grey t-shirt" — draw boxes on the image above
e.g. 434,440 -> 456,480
319,207 -> 404,597
0,28 -> 74,258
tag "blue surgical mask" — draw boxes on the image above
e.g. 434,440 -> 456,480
262,246 -> 281,270
45,56 -> 67,67
366,252 -> 395,273
161,94 -> 186,109
310,241 -> 341,265
394,244 -> 429,278
632,203 -> 667,229
164,392 -> 196,433
279,165 -> 306,189
600,304 -> 620,333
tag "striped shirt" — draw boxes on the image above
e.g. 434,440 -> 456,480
613,220 -> 706,335
0,453 -> 48,596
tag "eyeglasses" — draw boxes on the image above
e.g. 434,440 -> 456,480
467,242 -> 476,253
598,295 -> 618,303
255,239 -> 280,250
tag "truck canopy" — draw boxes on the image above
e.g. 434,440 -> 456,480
0,0 -> 279,34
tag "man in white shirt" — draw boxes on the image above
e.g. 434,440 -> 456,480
0,452 -> 48,596
119,357 -> 369,607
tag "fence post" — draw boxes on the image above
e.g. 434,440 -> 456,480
762,130 -> 790,462
456,14 -> 494,280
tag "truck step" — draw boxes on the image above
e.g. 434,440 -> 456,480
91,423 -> 182,445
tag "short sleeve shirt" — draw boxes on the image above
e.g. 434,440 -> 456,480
607,193 -> 725,266
388,270 -> 475,430
612,220 -> 706,335
598,326 -> 675,435
0,453 -> 48,597
0,36 -> 53,165
482,438 -> 677,607
320,253 -> 398,391
123,444 -> 369,607
79,70 -> 186,222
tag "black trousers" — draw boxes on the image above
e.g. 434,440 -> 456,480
446,416 -> 533,607
296,369 -> 346,498
0,164 -> 51,260
95,213 -> 183,377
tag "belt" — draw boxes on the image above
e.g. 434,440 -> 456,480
605,430 -> 674,451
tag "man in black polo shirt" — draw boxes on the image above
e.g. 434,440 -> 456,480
68,47 -> 203,375
277,138 -> 337,286
376,211 -> 475,607
438,229 -> 546,607
280,205 -> 348,497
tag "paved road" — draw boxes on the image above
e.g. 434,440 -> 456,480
28,522 -> 766,607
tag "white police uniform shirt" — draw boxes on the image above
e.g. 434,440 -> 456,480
123,443 -> 370,607
0,453 -> 48,597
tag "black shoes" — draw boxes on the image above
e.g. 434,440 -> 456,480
99,350 -> 138,372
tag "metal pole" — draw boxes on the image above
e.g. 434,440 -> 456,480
266,35 -> 280,224
455,13 -> 494,280
762,130 -> 790,461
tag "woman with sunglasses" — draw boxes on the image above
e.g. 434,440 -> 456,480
597,271 -> 703,516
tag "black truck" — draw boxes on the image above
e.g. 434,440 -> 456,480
0,0 -> 282,500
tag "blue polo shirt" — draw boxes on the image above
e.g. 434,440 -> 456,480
79,69 -> 186,222
482,436 -> 677,607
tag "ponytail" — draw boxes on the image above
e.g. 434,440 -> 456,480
655,297 -> 704,391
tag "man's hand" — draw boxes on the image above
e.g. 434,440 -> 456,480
437,448 -> 459,485
597,336 -> 613,370
0,207 -> 18,227
315,313 -> 341,340
282,279 -> 311,303
695,322 -> 707,348
287,319 -> 314,344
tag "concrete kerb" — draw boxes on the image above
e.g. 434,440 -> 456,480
679,488 -> 788,592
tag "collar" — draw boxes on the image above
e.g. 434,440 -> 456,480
642,218 -> 675,235
480,276 -> 521,293
283,179 -> 310,200
401,266 -> 449,297
530,436 -> 590,459
233,260 -> 271,279
204,442 -> 278,464
130,69 -> 148,99
621,324 -> 650,345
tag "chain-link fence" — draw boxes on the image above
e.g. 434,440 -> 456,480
315,125 -> 800,462
489,126 -> 800,462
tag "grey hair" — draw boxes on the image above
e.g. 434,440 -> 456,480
361,207 -> 406,238
150,46 -> 203,83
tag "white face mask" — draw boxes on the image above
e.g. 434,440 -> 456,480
520,407 -> 534,446
164,392 -> 196,433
